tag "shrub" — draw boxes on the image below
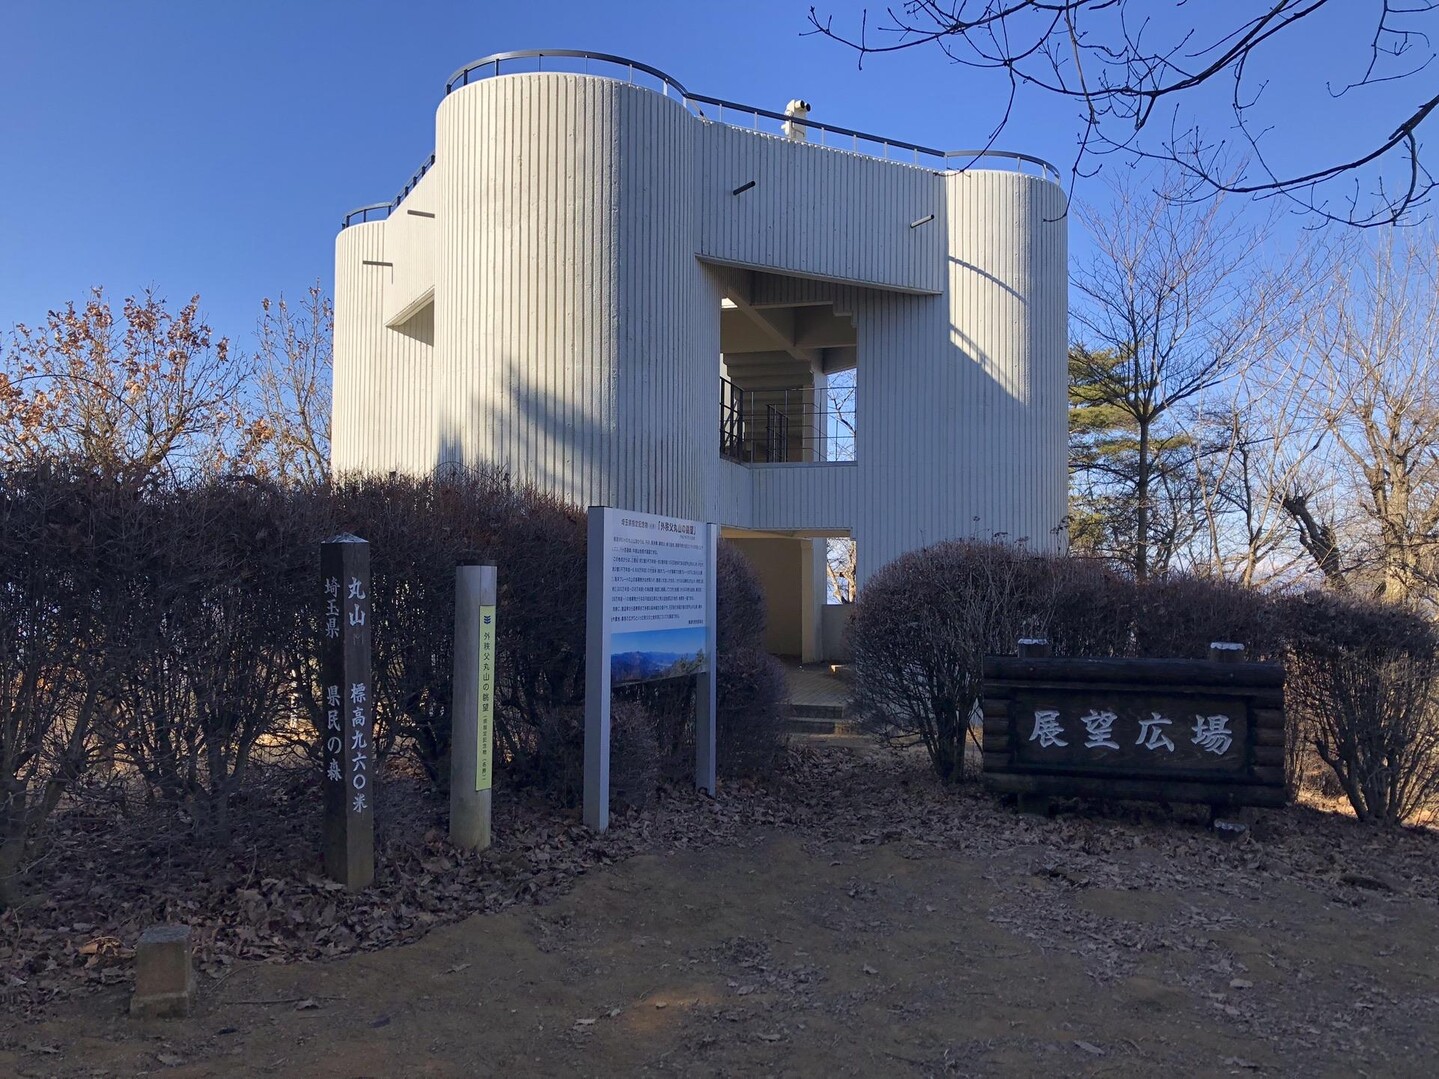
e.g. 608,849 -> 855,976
328,470 -> 590,790
713,540 -> 789,779
609,700 -> 661,808
111,481 -> 322,840
1133,574 -> 1276,660
850,540 -> 1063,782
716,539 -> 767,654
1278,591 -> 1439,825
330,471 -> 502,781
486,491 -> 588,781
0,464 -> 143,908
849,543 -> 1293,785
1046,556 -> 1133,658
0,459 -> 792,879
716,648 -> 790,779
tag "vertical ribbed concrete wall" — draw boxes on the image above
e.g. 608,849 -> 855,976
847,170 -> 1068,579
381,171 -> 437,327
332,65 -> 1068,587
941,170 -> 1069,553
434,74 -> 707,516
698,125 -> 942,292
334,223 -> 436,475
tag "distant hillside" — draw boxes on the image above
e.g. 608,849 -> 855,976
611,650 -> 702,684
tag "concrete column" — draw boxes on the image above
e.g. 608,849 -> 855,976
801,538 -> 825,663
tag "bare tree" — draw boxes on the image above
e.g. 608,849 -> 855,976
1187,363 -> 1327,588
243,283 -> 333,486
809,1 -> 1439,225
1286,228 -> 1439,607
1070,168 -> 1296,579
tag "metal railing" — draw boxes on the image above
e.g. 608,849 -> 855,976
342,49 -> 1060,228
719,379 -> 855,465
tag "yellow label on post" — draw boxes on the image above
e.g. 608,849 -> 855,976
477,605 -> 496,791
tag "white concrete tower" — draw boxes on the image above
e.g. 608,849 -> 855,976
333,51 -> 1068,661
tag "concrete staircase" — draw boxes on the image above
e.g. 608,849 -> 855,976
783,661 -> 860,737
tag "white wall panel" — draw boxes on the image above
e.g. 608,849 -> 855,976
435,74 -> 710,516
747,462 -> 858,532
844,170 -> 1068,580
381,171 -> 437,327
698,124 -> 943,294
333,223 -> 436,476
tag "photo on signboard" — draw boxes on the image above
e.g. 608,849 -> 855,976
610,625 -> 708,685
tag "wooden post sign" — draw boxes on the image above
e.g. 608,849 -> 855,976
981,644 -> 1286,810
320,534 -> 375,890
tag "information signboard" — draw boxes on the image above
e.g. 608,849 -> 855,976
585,507 -> 718,830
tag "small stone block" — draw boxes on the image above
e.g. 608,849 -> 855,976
130,925 -> 196,1019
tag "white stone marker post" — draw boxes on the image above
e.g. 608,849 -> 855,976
450,561 -> 497,850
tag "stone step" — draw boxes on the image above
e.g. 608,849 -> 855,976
791,702 -> 846,720
783,715 -> 863,738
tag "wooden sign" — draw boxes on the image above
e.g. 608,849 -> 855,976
981,654 -> 1286,809
320,535 -> 374,889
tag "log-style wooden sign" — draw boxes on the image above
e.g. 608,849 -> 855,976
981,646 -> 1286,810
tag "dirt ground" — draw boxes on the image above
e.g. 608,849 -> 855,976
4,742 -> 1439,1078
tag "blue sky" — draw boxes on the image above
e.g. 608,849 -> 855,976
2,2 -> 1427,350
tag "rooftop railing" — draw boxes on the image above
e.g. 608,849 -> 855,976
342,49 -> 1060,228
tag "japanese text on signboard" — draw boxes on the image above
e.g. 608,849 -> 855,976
1012,695 -> 1247,772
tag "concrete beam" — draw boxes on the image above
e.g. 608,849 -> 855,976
721,289 -> 819,367
794,307 -> 857,349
